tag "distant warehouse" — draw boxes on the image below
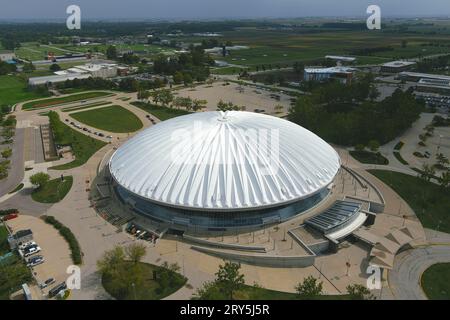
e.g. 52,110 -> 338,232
380,60 -> 416,73
399,71 -> 450,94
303,67 -> 355,84
28,63 -> 119,87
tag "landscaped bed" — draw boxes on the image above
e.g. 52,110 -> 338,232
31,176 -> 73,203
368,170 -> 450,233
70,105 -> 143,133
131,101 -> 191,121
102,261 -> 187,300
349,150 -> 389,165
48,111 -> 107,170
421,263 -> 450,300
22,91 -> 112,110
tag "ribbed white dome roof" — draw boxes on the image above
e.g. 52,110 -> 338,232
109,111 -> 340,211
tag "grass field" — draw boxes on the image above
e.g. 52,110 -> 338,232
349,151 -> 389,165
102,261 -> 187,300
421,263 -> 450,300
31,176 -> 73,203
48,111 -> 107,170
0,75 -> 49,106
70,105 -> 143,133
61,101 -> 112,112
131,101 -> 191,121
368,170 -> 450,233
22,91 -> 112,110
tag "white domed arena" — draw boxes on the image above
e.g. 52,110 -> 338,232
108,111 -> 341,233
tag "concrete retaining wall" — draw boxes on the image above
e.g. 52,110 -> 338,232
191,245 -> 315,268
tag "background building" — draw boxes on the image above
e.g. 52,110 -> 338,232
381,60 -> 416,73
304,67 -> 355,84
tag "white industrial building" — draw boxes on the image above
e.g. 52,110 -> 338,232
304,66 -> 355,84
0,51 -> 16,62
28,63 -> 118,86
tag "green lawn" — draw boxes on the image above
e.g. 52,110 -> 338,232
31,176 -> 73,203
22,91 -> 112,110
131,101 -> 191,121
350,151 -> 389,165
48,111 -> 107,170
368,170 -> 450,233
102,261 -> 187,300
421,263 -> 450,300
70,105 -> 143,133
0,75 -> 49,106
61,101 -> 111,112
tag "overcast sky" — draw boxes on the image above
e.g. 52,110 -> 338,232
1,0 -> 449,20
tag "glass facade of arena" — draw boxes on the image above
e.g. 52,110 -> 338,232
113,184 -> 329,232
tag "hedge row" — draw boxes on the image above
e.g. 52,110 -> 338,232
41,215 -> 82,265
0,208 -> 18,216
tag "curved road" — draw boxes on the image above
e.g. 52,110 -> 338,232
388,244 -> 450,300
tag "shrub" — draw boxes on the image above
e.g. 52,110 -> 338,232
41,215 -> 82,265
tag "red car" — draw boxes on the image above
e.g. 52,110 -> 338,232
2,213 -> 18,221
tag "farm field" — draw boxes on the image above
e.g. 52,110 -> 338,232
55,43 -> 176,58
15,42 -> 81,61
203,29 -> 450,67
70,105 -> 143,133
0,75 -> 49,106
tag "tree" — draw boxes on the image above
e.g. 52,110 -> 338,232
106,45 -> 118,60
158,89 -> 174,107
50,64 -> 61,72
192,99 -> 207,111
274,105 -> 284,114
214,261 -> 245,300
367,140 -> 380,152
1,148 -> 12,159
355,144 -> 365,152
346,284 -> 376,300
22,63 -> 35,73
30,172 -> 50,188
125,243 -> 146,265
440,171 -> 450,189
436,153 -> 449,169
419,163 -> 436,182
295,275 -> 323,298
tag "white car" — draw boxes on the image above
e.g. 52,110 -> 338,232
19,241 -> 37,250
27,255 -> 44,267
23,246 -> 41,257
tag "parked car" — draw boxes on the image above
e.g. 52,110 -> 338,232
2,213 -> 18,221
49,282 -> 67,298
23,246 -> 41,257
39,278 -> 56,289
19,241 -> 37,250
106,135 -> 113,139
27,255 -> 44,267
98,133 -> 105,137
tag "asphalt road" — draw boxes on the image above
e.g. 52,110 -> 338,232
388,244 -> 450,300
0,128 -> 25,197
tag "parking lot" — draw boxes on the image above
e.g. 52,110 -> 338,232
6,215 -> 72,299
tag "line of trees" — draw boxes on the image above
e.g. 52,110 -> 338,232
289,76 -> 424,146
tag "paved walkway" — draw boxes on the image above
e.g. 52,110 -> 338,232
386,244 -> 450,300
